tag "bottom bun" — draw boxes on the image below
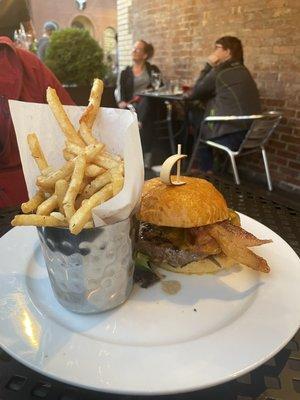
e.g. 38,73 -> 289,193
159,254 -> 237,275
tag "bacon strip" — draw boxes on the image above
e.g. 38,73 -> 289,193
218,221 -> 272,247
206,222 -> 271,273
189,227 -> 221,255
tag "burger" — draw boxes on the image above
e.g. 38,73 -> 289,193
135,176 -> 271,283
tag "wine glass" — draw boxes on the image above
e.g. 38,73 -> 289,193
14,23 -> 33,50
151,71 -> 162,91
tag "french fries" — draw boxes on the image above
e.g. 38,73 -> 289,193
63,149 -> 75,161
37,159 -> 75,189
46,87 -> 85,147
80,78 -> 104,129
85,164 -> 106,178
12,80 -> 125,235
27,133 -> 49,172
82,170 -> 112,199
21,191 -> 45,213
79,121 -> 98,145
36,194 -> 58,215
63,154 -> 86,220
70,183 -> 113,235
50,211 -> 67,223
11,214 -> 67,227
54,179 -> 69,214
65,142 -> 105,162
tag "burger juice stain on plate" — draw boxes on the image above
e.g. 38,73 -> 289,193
161,280 -> 181,295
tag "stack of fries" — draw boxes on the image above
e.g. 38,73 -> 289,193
12,79 -> 124,235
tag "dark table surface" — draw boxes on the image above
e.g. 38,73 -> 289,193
136,89 -> 186,102
0,175 -> 299,400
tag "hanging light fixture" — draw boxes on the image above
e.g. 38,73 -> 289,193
75,0 -> 87,11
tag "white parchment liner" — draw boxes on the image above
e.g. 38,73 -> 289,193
9,100 -> 144,225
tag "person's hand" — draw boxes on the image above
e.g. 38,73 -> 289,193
131,95 -> 141,103
118,101 -> 128,109
207,53 -> 220,66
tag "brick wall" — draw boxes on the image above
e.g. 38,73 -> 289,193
117,0 -> 300,191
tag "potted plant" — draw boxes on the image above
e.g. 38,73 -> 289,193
45,28 -> 115,106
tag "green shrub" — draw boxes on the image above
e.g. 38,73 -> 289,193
45,28 -> 106,86
29,40 -> 37,54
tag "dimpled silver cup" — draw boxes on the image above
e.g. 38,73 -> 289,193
37,218 -> 135,314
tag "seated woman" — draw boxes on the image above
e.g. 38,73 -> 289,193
185,36 -> 261,173
117,40 -> 161,168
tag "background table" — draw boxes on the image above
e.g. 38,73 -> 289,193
136,90 -> 188,156
0,175 -> 299,400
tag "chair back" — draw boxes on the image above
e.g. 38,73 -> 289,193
238,111 -> 282,152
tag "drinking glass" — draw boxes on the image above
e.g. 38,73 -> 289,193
170,79 -> 181,94
151,71 -> 162,91
14,23 -> 33,50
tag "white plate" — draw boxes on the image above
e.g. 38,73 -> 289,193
0,214 -> 300,395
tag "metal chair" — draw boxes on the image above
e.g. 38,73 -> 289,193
186,111 -> 282,191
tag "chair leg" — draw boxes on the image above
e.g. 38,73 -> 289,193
261,147 -> 273,191
186,129 -> 202,173
228,153 -> 240,185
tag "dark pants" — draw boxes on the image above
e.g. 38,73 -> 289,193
199,130 -> 247,172
134,97 -> 155,153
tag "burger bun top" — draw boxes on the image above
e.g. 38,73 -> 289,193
137,176 -> 229,228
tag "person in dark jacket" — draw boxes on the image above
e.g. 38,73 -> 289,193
37,21 -> 57,61
117,40 -> 161,168
186,36 -> 261,172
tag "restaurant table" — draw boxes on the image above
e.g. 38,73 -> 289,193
0,175 -> 299,400
136,90 -> 188,155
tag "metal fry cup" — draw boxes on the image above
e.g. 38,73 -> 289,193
37,218 -> 135,314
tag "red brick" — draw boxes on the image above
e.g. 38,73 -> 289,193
268,139 -> 286,149
263,99 -> 285,108
281,135 -> 300,144
273,46 -> 294,55
284,109 -> 297,118
287,144 -> 300,153
292,128 -> 300,136
277,166 -> 300,177
269,163 -> 279,171
258,72 -> 279,81
288,119 -> 300,128
266,147 -> 276,154
279,126 -> 294,134
269,156 -> 288,166
277,150 -> 297,160
289,177 -> 300,186
279,117 -> 288,126
128,0 -> 300,189
289,161 -> 300,171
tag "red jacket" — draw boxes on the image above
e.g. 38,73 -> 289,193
0,37 -> 75,208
